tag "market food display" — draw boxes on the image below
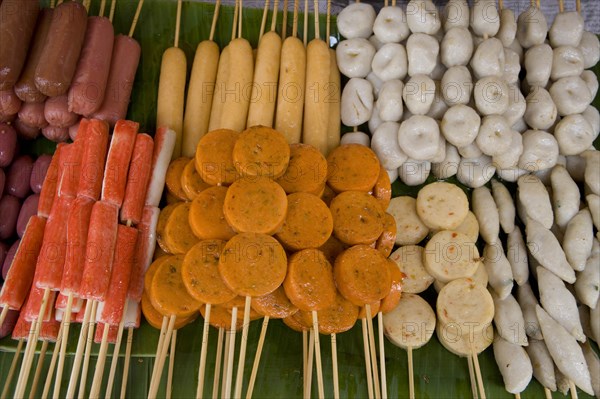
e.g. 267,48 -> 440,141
0,0 -> 599,398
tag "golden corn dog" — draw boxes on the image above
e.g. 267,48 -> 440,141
302,39 -> 330,155
208,45 -> 230,131
326,48 -> 341,155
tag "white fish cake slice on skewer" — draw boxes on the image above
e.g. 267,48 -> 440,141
424,231 -> 480,283
415,182 -> 469,231
387,196 -> 429,246
434,261 -> 487,293
389,245 -> 433,294
437,322 -> 493,357
437,278 -> 494,336
383,293 -> 435,350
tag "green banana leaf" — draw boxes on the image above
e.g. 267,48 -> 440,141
2,1 -> 599,398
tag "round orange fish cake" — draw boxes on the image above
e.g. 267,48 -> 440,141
223,176 -> 287,235
165,157 -> 190,201
162,202 -> 199,254
275,192 -> 333,250
142,293 -> 196,330
195,128 -> 240,185
372,165 -> 392,210
376,212 -> 397,257
330,191 -> 385,245
181,159 -> 211,200
252,285 -> 299,319
326,144 -> 380,193
218,233 -> 287,297
275,143 -> 327,194
232,125 -> 290,179
189,186 -> 236,241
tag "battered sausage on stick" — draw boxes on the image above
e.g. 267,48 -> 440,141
275,0 -> 306,143
326,2 -> 340,155
13,8 -> 53,103
182,0 -> 222,157
0,0 -> 39,90
303,2 -> 330,155
247,0 -> 282,128
34,1 -> 88,97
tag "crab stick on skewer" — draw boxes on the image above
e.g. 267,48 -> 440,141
78,119 -> 110,201
101,120 -> 139,207
37,143 -> 64,218
120,134 -> 154,225
145,127 -> 177,207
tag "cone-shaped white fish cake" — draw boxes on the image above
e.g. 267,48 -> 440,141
591,303 -> 600,344
472,186 -> 499,245
503,48 -> 520,86
549,11 -> 584,48
416,182 -> 468,231
336,39 -> 376,79
383,293 -> 435,350
483,242 -> 514,300
441,66 -> 473,106
526,339 -> 557,392
425,231 -> 480,283
474,78 -> 509,117
583,150 -> 600,196
563,209 -> 594,272
373,6 -> 410,44
390,245 -> 433,294
457,154 -> 495,189
524,44 -> 552,87
517,174 -> 553,230
537,266 -> 585,342
518,129 -> 560,171
526,219 -> 575,283
475,114 -> 512,155
503,84 -> 526,127
581,71 -> 599,102
497,9 -> 517,47
441,104 -> 479,147
459,142 -> 483,159
491,180 -> 515,235
574,239 -> 599,309
491,291 -> 528,346
387,196 -> 429,246
402,76 -> 436,116
493,335 -> 533,394
516,5 -> 548,49
399,159 -> 431,186
550,165 -> 581,230
337,2 -> 376,39
406,0 -> 441,35
506,227 -> 529,286
582,341 -> 600,397
536,305 -> 594,395
437,322 -> 493,357
517,283 -> 543,340
587,194 -> 600,230
492,130 -> 523,170
437,278 -> 494,335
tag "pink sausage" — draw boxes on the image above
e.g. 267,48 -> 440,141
68,16 -> 115,116
0,242 -> 7,271
6,155 -> 33,198
0,169 -> 4,199
41,125 -> 69,143
13,118 -> 40,140
30,154 -> 52,194
18,101 -> 48,129
0,195 -> 20,240
92,35 -> 141,127
0,89 -> 22,122
16,193 -> 39,237
44,95 -> 78,128
0,123 -> 17,167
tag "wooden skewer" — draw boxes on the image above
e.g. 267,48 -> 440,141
246,316 -> 270,399
281,0 -> 289,39
408,347 -> 415,399
231,0 -> 239,41
302,329 -> 308,396
471,346 -> 487,399
212,328 -> 225,399
42,330 -> 64,399
224,307 -> 238,399
234,297 -> 252,398
515,393 -> 521,399
305,329 -> 315,399
83,0 -> 91,12
238,0 -> 243,40
89,323 -> 111,398
1,338 -> 24,399
467,354 -> 479,399
128,0 -> 144,37
303,0 -> 308,46
209,0 -> 221,42
378,312 -> 387,399
544,387 -> 553,399
105,314 -> 127,398
392,0 -> 396,7
311,311 -> 325,399
29,339 -> 49,399
148,315 -> 177,399
78,302 -> 99,399
149,316 -> 169,394
166,330 -> 177,399
292,0 -> 299,38
174,0 -> 182,48
119,326 -> 134,399
259,0 -> 270,41
271,0 -> 280,32
569,380 -> 578,399
384,0 -> 388,7
361,319 -> 375,398
220,327 -> 232,398
14,288 -> 51,399
498,0 -> 503,11
53,293 -> 74,397
331,333 -> 339,399
365,304 -> 381,399
313,0 -> 319,40
0,306 -> 8,329
576,0 -> 581,13
559,0 -> 564,12
196,304 -> 212,398
66,300 -> 94,398
326,0 -> 331,42
99,0 -> 107,17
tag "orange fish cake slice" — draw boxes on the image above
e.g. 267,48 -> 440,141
275,192 -> 333,251
233,125 -> 290,179
200,305 -> 243,331
181,158 -> 211,200
318,234 -> 347,265
283,248 -> 337,312
223,176 -> 288,235
334,245 -> 392,306
314,293 -> 359,335
376,212 -> 397,257
165,157 -> 190,201
330,191 -> 385,245
327,144 -> 380,193
218,233 -> 288,297
150,254 -> 202,318
142,293 -> 196,330
275,143 -> 327,194
379,259 -> 404,314
189,186 -> 236,241
252,285 -> 299,319
195,128 -> 240,185
283,311 -> 312,332
372,165 -> 392,210
182,239 -> 237,305
163,202 -> 199,254
156,203 -> 179,254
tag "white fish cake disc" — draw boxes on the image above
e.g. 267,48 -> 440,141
383,293 -> 436,349
434,261 -> 488,292
437,278 -> 495,335
437,322 -> 494,357
387,196 -> 429,245
389,245 -> 433,294
416,182 -> 469,230
424,231 -> 480,283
